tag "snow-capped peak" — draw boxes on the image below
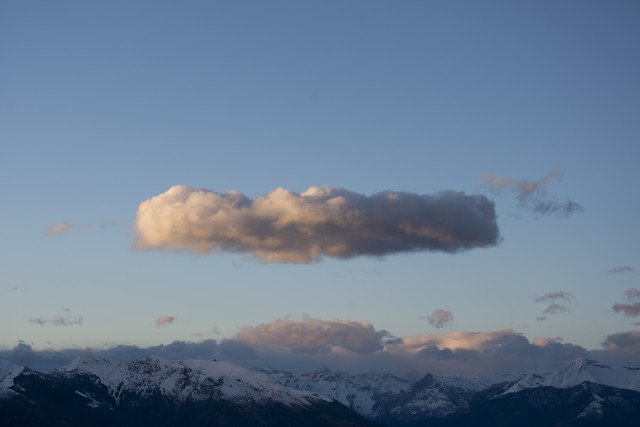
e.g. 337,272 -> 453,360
60,355 -> 329,406
500,357 -> 640,395
0,360 -> 24,397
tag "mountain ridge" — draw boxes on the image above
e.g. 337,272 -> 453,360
2,355 -> 640,426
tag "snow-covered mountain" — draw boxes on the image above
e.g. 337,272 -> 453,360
499,357 -> 640,395
0,360 -> 23,398
259,366 -> 523,421
260,357 -> 640,424
61,354 -> 329,406
2,355 -> 640,426
0,355 -> 377,427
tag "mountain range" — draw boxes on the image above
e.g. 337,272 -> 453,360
2,356 -> 640,426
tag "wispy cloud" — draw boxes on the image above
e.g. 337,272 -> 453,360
156,315 -> 176,327
606,265 -> 633,274
534,291 -> 574,321
29,308 -> 82,326
45,221 -> 87,237
543,303 -> 570,315
99,218 -> 124,230
612,303 -> 640,317
625,288 -> 640,300
612,288 -> 640,318
133,185 -> 500,263
421,309 -> 454,329
479,169 -> 583,218
534,291 -> 574,303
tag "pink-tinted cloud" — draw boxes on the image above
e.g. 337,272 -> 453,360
602,330 -> 640,356
534,291 -> 573,320
612,289 -> 640,318
388,329 -> 516,354
29,308 -> 82,326
479,169 -> 583,218
133,185 -> 500,263
480,169 -> 558,195
533,336 -> 563,346
625,288 -> 640,300
45,221 -> 87,236
156,315 -> 176,327
236,314 -> 392,354
423,309 -> 454,329
612,302 -> 640,317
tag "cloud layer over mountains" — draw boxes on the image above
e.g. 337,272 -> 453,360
133,185 -> 500,263
5,315 -> 639,376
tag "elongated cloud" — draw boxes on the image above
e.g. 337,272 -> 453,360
613,303 -> 640,317
3,322 -> 598,376
29,308 -> 82,326
625,288 -> 640,300
133,185 -> 500,263
607,265 -> 633,274
236,314 -> 392,354
602,330 -> 640,356
612,289 -> 640,318
156,315 -> 175,327
534,291 -> 574,303
479,169 -> 583,218
423,309 -> 454,329
45,221 -> 87,236
543,303 -> 570,314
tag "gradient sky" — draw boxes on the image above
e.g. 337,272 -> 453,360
2,1 -> 639,375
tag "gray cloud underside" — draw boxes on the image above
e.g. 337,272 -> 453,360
133,185 -> 500,263
4,332 -> 633,377
5,316 -> 639,376
424,310 -> 454,329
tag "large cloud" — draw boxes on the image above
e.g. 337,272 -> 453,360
236,314 -> 392,354
133,185 -> 500,263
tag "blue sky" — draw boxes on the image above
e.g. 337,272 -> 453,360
1,1 -> 639,374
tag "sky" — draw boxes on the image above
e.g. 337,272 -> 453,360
1,1 -> 639,376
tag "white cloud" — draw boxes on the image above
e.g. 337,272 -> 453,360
133,185 -> 500,263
